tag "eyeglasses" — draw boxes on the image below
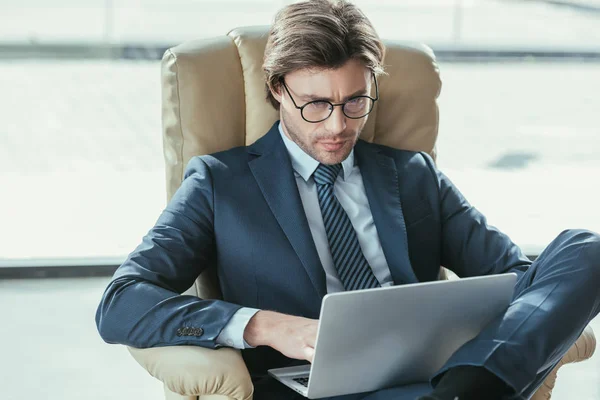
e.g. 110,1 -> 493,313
280,73 -> 379,123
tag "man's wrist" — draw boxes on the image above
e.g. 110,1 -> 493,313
216,307 -> 260,349
244,310 -> 276,347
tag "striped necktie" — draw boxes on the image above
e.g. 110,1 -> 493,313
313,163 -> 381,291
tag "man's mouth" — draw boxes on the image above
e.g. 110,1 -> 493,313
319,140 -> 346,151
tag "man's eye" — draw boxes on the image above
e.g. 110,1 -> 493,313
308,101 -> 330,110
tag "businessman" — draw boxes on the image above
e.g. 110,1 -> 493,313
96,1 -> 600,399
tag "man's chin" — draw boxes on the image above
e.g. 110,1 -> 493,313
315,149 -> 352,165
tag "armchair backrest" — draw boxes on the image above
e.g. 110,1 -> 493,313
161,26 -> 442,298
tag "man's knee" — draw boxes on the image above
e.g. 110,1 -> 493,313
557,228 -> 600,277
556,229 -> 600,249
557,228 -> 599,241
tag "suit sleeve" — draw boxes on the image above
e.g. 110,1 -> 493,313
420,152 -> 531,278
95,156 -> 242,349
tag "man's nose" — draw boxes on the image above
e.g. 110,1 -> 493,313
324,106 -> 347,135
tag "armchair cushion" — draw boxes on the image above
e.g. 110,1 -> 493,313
128,345 -> 253,400
162,26 -> 441,203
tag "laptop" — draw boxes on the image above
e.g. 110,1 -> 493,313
268,273 -> 517,399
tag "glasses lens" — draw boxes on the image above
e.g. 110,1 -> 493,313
300,97 -> 375,123
343,96 -> 374,118
302,101 -> 332,123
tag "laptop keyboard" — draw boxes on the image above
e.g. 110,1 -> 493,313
293,376 -> 310,387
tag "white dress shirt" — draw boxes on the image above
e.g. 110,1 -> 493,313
215,123 -> 393,349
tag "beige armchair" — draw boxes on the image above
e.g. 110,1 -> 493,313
127,26 -> 596,400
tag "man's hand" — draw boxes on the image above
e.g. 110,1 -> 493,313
243,310 -> 318,363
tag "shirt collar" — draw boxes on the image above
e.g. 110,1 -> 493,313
278,122 -> 354,182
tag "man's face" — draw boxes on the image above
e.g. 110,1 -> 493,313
273,59 -> 372,165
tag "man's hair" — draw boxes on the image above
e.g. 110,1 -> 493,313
263,0 -> 386,110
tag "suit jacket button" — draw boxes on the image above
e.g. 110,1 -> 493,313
176,328 -> 183,337
196,328 -> 203,336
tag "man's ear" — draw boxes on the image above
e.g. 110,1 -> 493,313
269,82 -> 283,104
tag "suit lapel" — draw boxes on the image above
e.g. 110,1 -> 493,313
248,124 -> 327,299
355,141 -> 418,285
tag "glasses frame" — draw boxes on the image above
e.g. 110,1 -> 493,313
280,73 -> 379,123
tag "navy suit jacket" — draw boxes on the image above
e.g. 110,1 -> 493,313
96,122 -> 531,378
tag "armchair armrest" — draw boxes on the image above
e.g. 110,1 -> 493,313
530,325 -> 596,400
128,345 -> 253,400
559,325 -> 596,365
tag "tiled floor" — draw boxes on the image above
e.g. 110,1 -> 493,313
0,278 -> 164,400
0,277 -> 598,400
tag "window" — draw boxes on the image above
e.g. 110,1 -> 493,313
2,0 -> 598,264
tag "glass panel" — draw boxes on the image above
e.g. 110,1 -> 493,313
1,0 -> 599,263
437,62 -> 600,254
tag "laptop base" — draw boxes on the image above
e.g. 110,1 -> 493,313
268,364 -> 311,397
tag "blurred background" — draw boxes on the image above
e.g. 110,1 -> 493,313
1,0 -> 599,399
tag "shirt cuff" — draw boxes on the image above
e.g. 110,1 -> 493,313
216,307 -> 261,349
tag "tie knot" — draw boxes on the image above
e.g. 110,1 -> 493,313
313,163 -> 342,186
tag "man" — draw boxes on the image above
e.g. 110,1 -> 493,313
95,1 -> 600,399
